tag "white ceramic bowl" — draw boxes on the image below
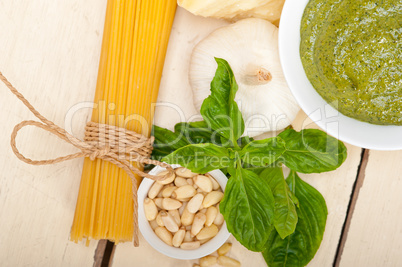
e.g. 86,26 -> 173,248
138,164 -> 230,260
279,0 -> 402,150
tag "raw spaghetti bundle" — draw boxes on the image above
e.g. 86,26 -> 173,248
70,0 -> 177,245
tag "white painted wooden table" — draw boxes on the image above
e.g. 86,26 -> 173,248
0,1 -> 401,267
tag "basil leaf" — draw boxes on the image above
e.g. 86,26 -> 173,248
238,136 -> 254,148
260,167 -> 298,239
219,135 -> 253,148
263,171 -> 327,267
240,137 -> 286,167
279,129 -> 347,173
173,121 -> 222,145
151,125 -> 189,159
220,167 -> 275,252
152,121 -> 219,160
200,58 -> 244,145
162,144 -> 231,173
244,166 -> 267,175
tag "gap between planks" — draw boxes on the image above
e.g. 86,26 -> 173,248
334,149 -> 370,266
94,240 -> 115,267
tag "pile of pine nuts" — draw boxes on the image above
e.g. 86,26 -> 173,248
195,242 -> 241,267
144,167 -> 225,249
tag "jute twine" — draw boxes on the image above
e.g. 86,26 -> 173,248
0,72 -> 174,247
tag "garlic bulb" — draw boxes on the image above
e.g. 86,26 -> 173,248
178,0 -> 285,26
189,18 -> 300,137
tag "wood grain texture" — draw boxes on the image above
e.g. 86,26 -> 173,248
0,0 -> 107,266
339,150 -> 402,267
112,7 -> 363,267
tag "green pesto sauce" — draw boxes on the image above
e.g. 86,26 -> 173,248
300,0 -> 402,125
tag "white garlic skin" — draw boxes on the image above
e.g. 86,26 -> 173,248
189,18 -> 300,137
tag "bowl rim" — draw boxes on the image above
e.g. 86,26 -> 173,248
138,164 -> 230,260
278,0 -> 402,151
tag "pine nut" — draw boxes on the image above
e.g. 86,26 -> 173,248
156,211 -> 164,227
199,237 -> 212,245
172,185 -> 196,199
199,255 -> 217,267
194,175 -> 213,193
217,256 -> 241,267
205,206 -> 218,226
162,198 -> 182,210
199,208 -> 207,214
181,207 -> 195,226
157,170 -> 176,185
218,243 -> 232,256
168,209 -> 181,226
174,177 -> 188,187
175,167 -> 196,178
187,178 -> 194,185
162,185 -> 177,198
172,227 -> 186,247
149,219 -> 158,230
196,224 -> 219,240
176,197 -> 192,202
161,211 -> 179,233
206,173 -> 220,190
157,191 -> 164,198
148,182 -> 164,199
154,198 -> 164,209
187,193 -> 204,213
191,212 -> 206,236
179,201 -> 187,215
184,230 -> 193,242
154,227 -> 173,246
180,241 -> 201,250
144,198 -> 158,221
214,212 -> 224,226
203,191 -> 224,208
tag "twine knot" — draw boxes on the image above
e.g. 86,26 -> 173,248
89,146 -> 111,161
0,71 -> 174,247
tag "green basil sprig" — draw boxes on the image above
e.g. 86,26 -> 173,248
163,143 -> 231,174
263,171 -> 327,267
261,167 -> 298,239
278,129 -> 347,173
153,58 -> 346,266
220,166 -> 275,251
200,58 -> 245,147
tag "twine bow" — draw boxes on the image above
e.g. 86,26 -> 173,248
0,72 -> 173,247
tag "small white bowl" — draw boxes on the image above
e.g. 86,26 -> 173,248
279,0 -> 402,150
138,164 -> 230,260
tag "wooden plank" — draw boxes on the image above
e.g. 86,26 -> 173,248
152,8 -> 229,129
334,149 -> 369,266
112,7 -> 363,267
0,0 -> 107,265
338,150 -> 402,266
